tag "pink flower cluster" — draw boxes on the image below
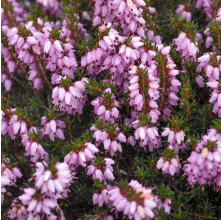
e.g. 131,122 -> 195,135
3,24 -> 44,90
140,44 -> 181,120
133,120 -> 161,151
91,122 -> 127,156
36,0 -> 61,16
25,19 -> 78,82
3,15 -> 81,90
1,159 -> 22,204
32,161 -> 72,199
174,32 -> 199,61
81,22 -> 144,86
93,0 -> 146,37
154,197 -> 171,214
1,0 -> 28,26
40,117 -> 66,141
157,155 -> 181,176
108,180 -> 157,219
195,0 -> 214,19
18,188 -> 66,220
1,40 -> 17,91
52,77 -> 88,115
128,65 -> 160,123
11,161 -> 72,219
87,157 -> 115,181
197,53 -> 221,82
2,0 -> 221,218
64,142 -> 99,168
43,39 -> 78,83
183,128 -> 221,190
1,109 -> 28,140
197,53 -> 221,117
21,127 -> 49,163
111,36 -> 143,86
175,5 -> 192,21
93,186 -> 110,207
81,23 -> 124,75
140,44 -> 156,65
92,88 -> 120,121
162,128 -> 186,153
8,199 -> 26,220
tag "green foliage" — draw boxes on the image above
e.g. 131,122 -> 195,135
85,79 -> 115,96
155,185 -> 174,202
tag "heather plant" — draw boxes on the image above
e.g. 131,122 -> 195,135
1,0 -> 221,219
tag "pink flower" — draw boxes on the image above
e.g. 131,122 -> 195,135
1,110 -> 9,136
44,39 -> 78,81
32,161 -> 73,198
1,159 -> 22,205
92,0 -> 146,37
154,197 -> 171,214
1,109 -> 29,140
157,155 -> 181,176
92,88 -> 120,121
40,116 -> 66,141
197,53 -> 221,81
87,157 -> 115,181
215,8 -> 221,21
128,65 -> 160,123
64,141 -> 99,167
1,1 -> 28,26
82,11 -> 91,21
108,180 -> 156,219
140,45 -> 181,120
175,4 -> 192,21
145,30 -> 162,44
162,128 -> 187,153
133,120 -> 161,152
195,0 -> 214,19
174,32 -> 199,61
1,40 -> 17,91
52,77 -> 88,115
92,120 -> 126,156
8,199 -> 26,220
92,180 -> 110,207
183,129 -> 221,190
197,53 -> 221,117
36,0 -> 61,15
18,188 -> 60,218
21,128 -> 49,163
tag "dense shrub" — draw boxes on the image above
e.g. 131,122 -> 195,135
1,0 -> 221,219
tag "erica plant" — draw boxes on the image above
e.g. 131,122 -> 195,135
1,0 -> 221,219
